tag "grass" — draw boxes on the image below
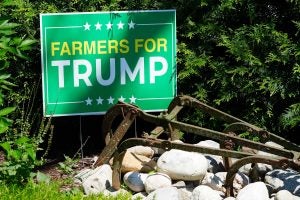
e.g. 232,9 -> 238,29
0,180 -> 133,200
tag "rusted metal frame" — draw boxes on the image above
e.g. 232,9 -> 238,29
100,102 -> 298,160
224,155 -> 300,197
137,111 -> 297,159
94,109 -> 138,166
224,122 -> 300,152
111,138 -> 255,190
171,96 -> 300,153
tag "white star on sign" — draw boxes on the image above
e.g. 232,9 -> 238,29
107,96 -> 114,104
83,22 -> 91,30
128,20 -> 135,29
117,21 -> 124,29
106,21 -> 113,30
118,96 -> 126,102
85,97 -> 92,105
129,95 -> 137,104
96,96 -> 104,105
95,22 -> 102,30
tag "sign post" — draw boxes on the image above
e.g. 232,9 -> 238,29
40,10 -> 176,116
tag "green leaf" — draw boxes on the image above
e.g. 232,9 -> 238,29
0,74 -> 10,80
0,20 -> 20,30
18,39 -> 37,49
0,107 -> 15,116
15,136 -> 30,145
0,117 -> 13,133
27,147 -> 36,161
0,142 -> 11,153
0,126 -> 8,134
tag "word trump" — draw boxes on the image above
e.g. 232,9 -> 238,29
50,38 -> 167,56
51,56 -> 168,88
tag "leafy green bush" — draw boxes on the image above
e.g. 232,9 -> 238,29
0,19 -> 47,184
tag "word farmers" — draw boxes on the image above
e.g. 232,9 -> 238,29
51,56 -> 168,88
51,38 -> 168,56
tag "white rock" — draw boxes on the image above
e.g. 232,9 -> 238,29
157,149 -> 208,181
178,187 -> 193,200
265,169 -> 300,196
81,164 -> 112,195
192,185 -> 223,200
236,182 -> 269,200
195,140 -> 220,149
74,168 -> 93,183
223,197 -> 236,200
274,190 -> 300,200
195,140 -> 225,173
201,171 -> 249,194
173,139 -> 184,144
146,186 -> 180,200
127,145 -> 155,158
123,171 -> 148,192
144,172 -> 172,194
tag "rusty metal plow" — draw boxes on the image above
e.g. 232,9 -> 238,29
94,95 -> 300,197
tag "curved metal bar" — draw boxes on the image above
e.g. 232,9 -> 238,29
94,109 -> 138,166
102,102 -> 139,144
224,156 -> 300,197
224,122 -> 300,152
137,111 -> 296,159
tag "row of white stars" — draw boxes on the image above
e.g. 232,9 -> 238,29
85,95 -> 137,106
83,20 -> 135,31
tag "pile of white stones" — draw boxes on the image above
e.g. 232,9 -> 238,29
74,140 -> 300,200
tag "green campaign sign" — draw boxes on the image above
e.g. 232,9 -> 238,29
40,10 -> 176,116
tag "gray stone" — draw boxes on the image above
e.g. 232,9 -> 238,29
81,164 -> 112,195
157,149 -> 208,181
201,171 -> 249,195
274,190 -> 300,200
256,142 -> 285,174
172,180 -> 186,189
236,182 -> 269,200
146,186 -> 180,200
178,187 -> 193,200
123,171 -> 148,192
144,172 -> 172,194
265,169 -> 300,196
192,185 -> 223,200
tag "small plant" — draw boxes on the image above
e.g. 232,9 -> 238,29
0,136 -> 37,184
58,155 -> 78,175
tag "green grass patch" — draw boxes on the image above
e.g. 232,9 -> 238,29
0,180 -> 133,200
